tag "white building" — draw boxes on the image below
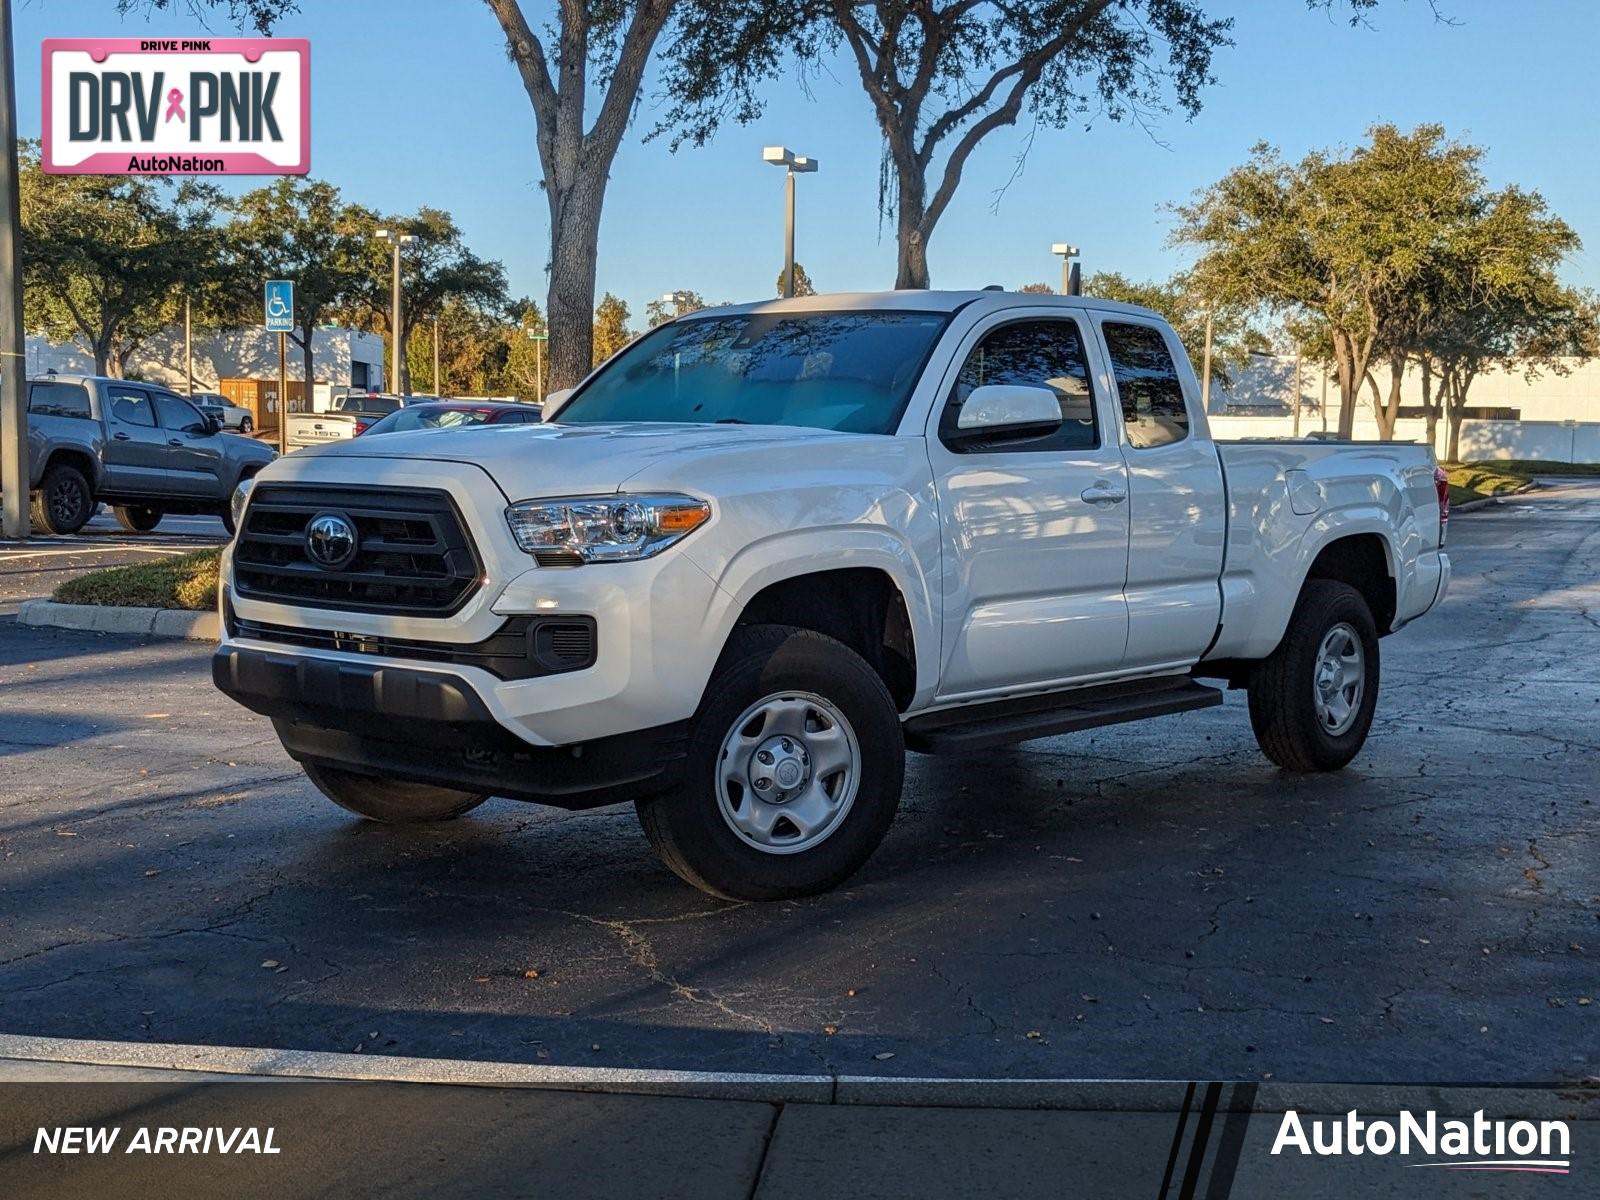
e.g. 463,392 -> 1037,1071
25,325 -> 387,399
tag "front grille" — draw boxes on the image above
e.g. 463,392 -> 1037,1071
234,484 -> 481,615
231,615 -> 598,680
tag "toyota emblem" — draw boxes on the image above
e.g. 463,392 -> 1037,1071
305,512 -> 358,570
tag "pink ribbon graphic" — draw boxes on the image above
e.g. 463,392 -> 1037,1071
164,88 -> 185,123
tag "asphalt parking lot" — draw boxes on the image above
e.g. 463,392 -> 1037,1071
0,484 -> 1595,1085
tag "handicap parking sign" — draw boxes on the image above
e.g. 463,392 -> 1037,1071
264,280 -> 295,332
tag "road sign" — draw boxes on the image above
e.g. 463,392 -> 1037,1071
264,280 -> 294,332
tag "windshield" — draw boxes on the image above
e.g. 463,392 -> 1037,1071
365,407 -> 498,435
334,395 -> 401,414
556,310 -> 950,435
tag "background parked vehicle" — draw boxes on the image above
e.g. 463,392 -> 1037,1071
359,400 -> 543,436
189,392 -> 255,433
25,375 -> 277,535
285,394 -> 423,450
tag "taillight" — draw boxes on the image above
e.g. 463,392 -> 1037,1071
353,420 -> 369,436
1433,465 -> 1449,546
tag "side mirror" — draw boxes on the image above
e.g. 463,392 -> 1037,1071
204,414 -> 223,434
951,384 -> 1062,444
540,388 -> 573,420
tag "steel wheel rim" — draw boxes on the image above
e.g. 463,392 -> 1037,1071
715,690 -> 861,856
1313,622 -> 1365,736
50,479 -> 81,524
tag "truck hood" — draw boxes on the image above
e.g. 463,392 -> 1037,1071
297,420 -> 871,498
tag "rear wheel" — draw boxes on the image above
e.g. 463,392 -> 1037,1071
635,625 -> 905,900
113,504 -> 162,533
30,463 -> 93,535
1247,579 -> 1380,772
302,762 -> 488,823
239,415 -> 254,433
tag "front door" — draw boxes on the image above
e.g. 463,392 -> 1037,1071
154,393 -> 226,497
927,311 -> 1131,699
101,385 -> 174,496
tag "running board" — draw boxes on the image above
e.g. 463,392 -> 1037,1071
903,677 -> 1224,754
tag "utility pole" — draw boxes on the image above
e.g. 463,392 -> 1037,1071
184,292 -> 193,397
1200,311 -> 1214,414
375,229 -> 414,393
431,317 -> 440,396
0,0 -> 27,540
1051,243 -> 1081,296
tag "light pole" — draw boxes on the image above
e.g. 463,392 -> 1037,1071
0,0 -> 27,540
1200,310 -> 1214,413
1051,242 -> 1081,296
374,228 -> 414,393
661,290 -> 693,318
525,326 -> 547,403
763,146 -> 818,299
431,316 -> 441,396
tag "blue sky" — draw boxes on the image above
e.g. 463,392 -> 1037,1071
15,0 -> 1600,324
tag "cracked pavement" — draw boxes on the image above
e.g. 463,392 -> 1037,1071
0,482 -> 1596,1082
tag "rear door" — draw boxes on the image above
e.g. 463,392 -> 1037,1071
927,309 -> 1132,698
101,385 -> 175,496
1090,315 -> 1226,670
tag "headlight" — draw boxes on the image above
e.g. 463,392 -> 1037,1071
230,477 -> 255,533
506,494 -> 710,563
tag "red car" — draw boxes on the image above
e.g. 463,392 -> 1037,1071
358,400 -> 544,436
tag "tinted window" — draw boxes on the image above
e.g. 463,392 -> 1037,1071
156,395 -> 209,434
557,311 -> 950,435
107,387 -> 156,427
28,381 -> 91,418
370,407 -> 498,434
940,319 -> 1098,453
1103,322 -> 1189,449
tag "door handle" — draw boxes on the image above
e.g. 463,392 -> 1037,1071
113,432 -> 131,441
167,439 -> 183,447
1080,482 -> 1127,505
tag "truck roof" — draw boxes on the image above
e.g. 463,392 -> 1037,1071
700,290 -> 1165,321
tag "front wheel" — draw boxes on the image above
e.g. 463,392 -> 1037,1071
302,762 -> 488,823
635,625 -> 905,901
1247,580 -> 1380,772
239,415 -> 253,433
113,504 -> 162,533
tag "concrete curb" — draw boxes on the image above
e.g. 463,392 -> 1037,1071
2,1035 -> 1596,1116
1452,480 -> 1542,513
16,599 -> 218,640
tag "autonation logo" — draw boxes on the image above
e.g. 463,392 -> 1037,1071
1272,1109 -> 1571,1174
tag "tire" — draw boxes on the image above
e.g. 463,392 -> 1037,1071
113,504 -> 162,533
30,462 -> 94,535
240,416 -> 253,433
1247,580 -> 1380,772
302,762 -> 488,823
635,625 -> 905,901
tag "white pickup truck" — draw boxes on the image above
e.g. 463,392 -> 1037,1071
213,292 -> 1450,900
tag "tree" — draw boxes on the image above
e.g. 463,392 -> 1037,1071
776,262 -> 815,297
1174,125 -> 1486,438
664,2 -> 1234,289
406,295 -> 520,397
504,299 -> 549,401
646,289 -> 707,327
18,141 -> 222,376
592,293 -> 633,364
345,207 -> 508,393
486,0 -> 678,388
227,179 -> 370,391
1016,282 -> 1054,294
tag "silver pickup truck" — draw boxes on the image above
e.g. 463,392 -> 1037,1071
24,375 -> 277,534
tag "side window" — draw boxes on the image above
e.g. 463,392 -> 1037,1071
939,318 -> 1098,453
1102,321 -> 1189,449
156,395 -> 209,434
27,381 -> 91,418
106,387 -> 156,428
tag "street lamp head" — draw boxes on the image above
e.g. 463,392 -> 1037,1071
791,155 -> 818,174
1051,242 -> 1080,258
762,145 -> 794,167
375,227 -> 390,240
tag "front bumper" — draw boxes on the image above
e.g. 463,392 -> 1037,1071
213,645 -> 688,809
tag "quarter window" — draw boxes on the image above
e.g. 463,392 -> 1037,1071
1102,322 -> 1189,449
940,319 -> 1098,453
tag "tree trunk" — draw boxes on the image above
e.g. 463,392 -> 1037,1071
1364,371 -> 1387,440
294,327 -> 315,400
893,158 -> 930,289
1332,333 -> 1359,439
1373,352 -> 1405,441
546,171 -> 605,388
1420,359 -> 1438,455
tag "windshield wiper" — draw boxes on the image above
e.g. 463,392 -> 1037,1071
713,417 -> 750,425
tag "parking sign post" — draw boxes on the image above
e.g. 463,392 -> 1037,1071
265,280 -> 294,455
0,0 -> 27,540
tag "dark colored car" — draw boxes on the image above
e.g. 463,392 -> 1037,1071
359,401 -> 544,436
25,375 -> 278,535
